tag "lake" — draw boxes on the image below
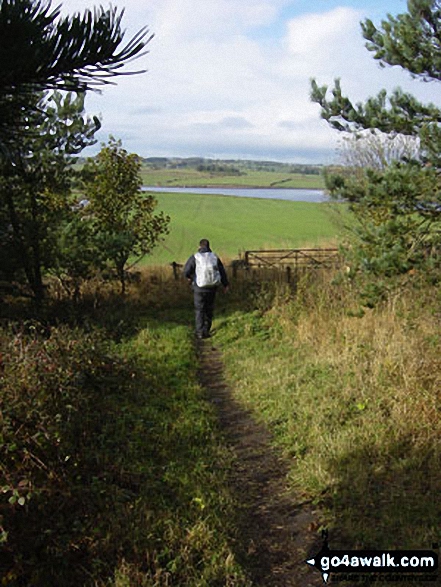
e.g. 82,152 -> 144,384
142,186 -> 328,203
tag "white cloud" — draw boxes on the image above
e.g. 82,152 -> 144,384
151,0 -> 284,41
61,0 -> 441,163
287,7 -> 359,56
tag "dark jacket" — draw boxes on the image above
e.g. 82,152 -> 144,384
183,246 -> 229,292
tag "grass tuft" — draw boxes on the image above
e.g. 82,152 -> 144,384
215,269 -> 441,562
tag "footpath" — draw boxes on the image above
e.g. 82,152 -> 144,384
196,339 -> 324,587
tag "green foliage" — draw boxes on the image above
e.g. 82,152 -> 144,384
196,162 -> 243,175
310,0 -> 441,165
0,0 -> 152,154
82,139 -> 170,293
310,80 -> 441,161
362,0 -> 441,82
326,161 -> 441,291
311,2 -> 441,287
0,91 -> 99,301
0,321 -> 132,582
54,214 -> 105,300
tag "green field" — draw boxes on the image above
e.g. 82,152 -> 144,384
144,192 -> 345,265
140,167 -> 325,189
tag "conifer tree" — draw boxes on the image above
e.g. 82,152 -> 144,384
0,0 -> 153,154
311,1 -> 441,284
311,0 -> 441,165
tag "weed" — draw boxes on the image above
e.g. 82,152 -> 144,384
0,276 -> 250,586
215,269 -> 441,577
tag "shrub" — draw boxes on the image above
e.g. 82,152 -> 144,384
0,321 -> 134,581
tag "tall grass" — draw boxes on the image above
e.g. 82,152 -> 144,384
0,276 -> 250,586
215,270 -> 441,566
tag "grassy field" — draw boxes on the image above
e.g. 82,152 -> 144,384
140,166 -> 325,189
144,192 -> 345,265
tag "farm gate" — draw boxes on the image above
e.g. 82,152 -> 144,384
171,248 -> 340,282
232,248 -> 340,282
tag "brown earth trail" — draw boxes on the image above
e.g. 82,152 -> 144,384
196,339 -> 325,587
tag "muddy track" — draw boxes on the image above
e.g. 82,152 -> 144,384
196,339 -> 324,587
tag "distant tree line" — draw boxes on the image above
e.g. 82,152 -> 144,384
196,163 -> 243,175
143,156 -> 323,175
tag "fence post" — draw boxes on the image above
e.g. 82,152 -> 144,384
171,261 -> 180,281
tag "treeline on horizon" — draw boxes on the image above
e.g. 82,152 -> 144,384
144,157 -> 323,175
76,155 -> 324,176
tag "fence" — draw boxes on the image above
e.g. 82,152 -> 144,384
171,248 -> 340,282
231,248 -> 339,282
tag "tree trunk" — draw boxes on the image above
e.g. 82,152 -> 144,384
29,191 -> 45,304
117,260 -> 126,296
4,189 -> 34,289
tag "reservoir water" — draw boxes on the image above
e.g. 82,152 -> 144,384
143,186 -> 328,203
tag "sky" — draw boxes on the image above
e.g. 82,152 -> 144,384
61,0 -> 441,164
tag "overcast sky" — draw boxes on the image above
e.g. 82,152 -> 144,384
62,0 -> 441,164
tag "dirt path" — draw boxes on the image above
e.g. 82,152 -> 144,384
196,340 -> 324,587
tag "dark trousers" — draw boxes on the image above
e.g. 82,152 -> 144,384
194,289 -> 216,336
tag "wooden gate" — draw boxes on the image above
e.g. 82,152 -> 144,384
230,248 -> 339,282
244,248 -> 339,269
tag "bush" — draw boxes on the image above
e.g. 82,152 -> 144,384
0,321 -> 136,583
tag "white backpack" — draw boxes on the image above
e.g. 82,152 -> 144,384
194,252 -> 222,287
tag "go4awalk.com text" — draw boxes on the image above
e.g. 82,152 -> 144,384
306,537 -> 438,584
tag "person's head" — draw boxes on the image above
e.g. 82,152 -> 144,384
199,238 -> 210,250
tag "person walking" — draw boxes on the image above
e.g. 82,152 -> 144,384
183,239 -> 229,339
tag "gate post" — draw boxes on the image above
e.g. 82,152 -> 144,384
171,261 -> 180,281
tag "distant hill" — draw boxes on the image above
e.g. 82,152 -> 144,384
142,157 -> 323,176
